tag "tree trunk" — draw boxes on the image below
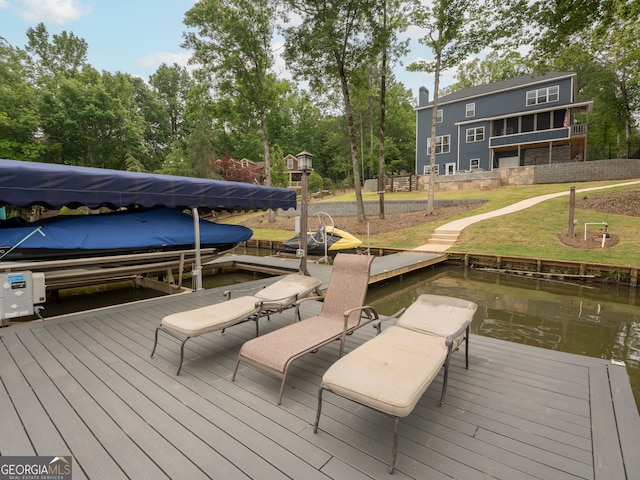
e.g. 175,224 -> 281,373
426,47 -> 442,215
260,106 -> 275,222
337,52 -> 366,222
378,4 -> 387,220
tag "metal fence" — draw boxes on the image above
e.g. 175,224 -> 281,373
588,144 -> 640,160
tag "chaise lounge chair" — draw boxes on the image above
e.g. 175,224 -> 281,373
150,273 -> 322,374
232,253 -> 377,404
314,293 -> 478,473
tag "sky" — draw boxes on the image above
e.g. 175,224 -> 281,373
0,0 -> 453,102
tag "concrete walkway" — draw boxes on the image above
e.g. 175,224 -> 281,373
414,180 -> 640,252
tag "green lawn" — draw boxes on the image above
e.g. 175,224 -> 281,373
230,180 -> 640,267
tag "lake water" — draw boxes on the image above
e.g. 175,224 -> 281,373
365,266 -> 640,408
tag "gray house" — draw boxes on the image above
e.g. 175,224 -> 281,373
415,72 -> 593,176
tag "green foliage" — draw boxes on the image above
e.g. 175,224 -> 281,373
443,51 -> 533,95
156,142 -> 196,177
184,0 -> 280,186
25,23 -> 88,78
307,171 -> 324,194
531,1 -> 639,147
0,40 -> 45,160
269,145 -> 289,188
323,177 -> 335,193
124,153 -> 146,172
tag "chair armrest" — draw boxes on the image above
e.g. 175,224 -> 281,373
444,321 -> 471,349
372,307 -> 406,334
254,294 -> 297,311
292,295 -> 324,322
342,305 -> 379,332
224,284 -> 266,299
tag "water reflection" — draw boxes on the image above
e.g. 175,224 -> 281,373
366,266 -> 640,408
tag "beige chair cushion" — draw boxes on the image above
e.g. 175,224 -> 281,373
395,294 -> 475,348
322,325 -> 448,417
162,296 -> 260,337
253,274 -> 321,307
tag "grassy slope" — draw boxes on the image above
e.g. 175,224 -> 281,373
227,180 -> 640,267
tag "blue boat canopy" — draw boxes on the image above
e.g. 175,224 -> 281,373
0,159 -> 296,211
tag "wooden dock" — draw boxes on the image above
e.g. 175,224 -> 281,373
1,253 -> 639,479
207,251 -> 448,287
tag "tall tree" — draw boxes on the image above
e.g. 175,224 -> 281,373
25,23 -> 88,78
370,0 -> 412,219
184,0 -> 280,219
408,0 -> 507,214
443,50 -> 533,95
0,39 -> 44,160
39,68 -> 145,168
529,0 -> 638,156
282,0 -> 379,222
528,0 -> 616,55
149,63 -> 193,139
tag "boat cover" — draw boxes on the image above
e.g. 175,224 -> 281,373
0,208 -> 253,260
0,159 -> 296,211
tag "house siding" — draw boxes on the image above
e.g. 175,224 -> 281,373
415,73 -> 585,176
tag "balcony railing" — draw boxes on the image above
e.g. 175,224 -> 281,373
571,123 -> 588,135
489,127 -> 570,148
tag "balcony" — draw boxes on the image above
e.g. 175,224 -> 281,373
489,127 -> 570,148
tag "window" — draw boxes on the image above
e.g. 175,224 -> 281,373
553,109 -> 567,128
537,111 -> 551,130
287,158 -> 293,169
521,114 -> 534,132
466,126 -> 485,143
493,120 -> 504,137
466,103 -> 475,118
427,135 -> 450,154
526,85 -> 559,106
445,163 -> 456,175
436,109 -> 443,123
470,158 -> 480,170
423,164 -> 439,175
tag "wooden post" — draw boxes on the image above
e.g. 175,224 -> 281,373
568,186 -> 576,237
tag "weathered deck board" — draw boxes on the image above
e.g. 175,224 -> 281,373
1,270 -> 638,479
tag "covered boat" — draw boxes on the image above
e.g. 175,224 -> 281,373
0,207 -> 253,261
282,226 -> 362,256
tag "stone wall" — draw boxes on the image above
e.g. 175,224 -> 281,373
413,158 -> 640,190
531,158 -> 640,184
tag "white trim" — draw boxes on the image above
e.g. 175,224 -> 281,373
466,102 -> 475,117
454,100 -> 594,126
427,135 -> 451,154
466,126 -> 485,143
526,85 -> 559,106
445,162 -> 456,175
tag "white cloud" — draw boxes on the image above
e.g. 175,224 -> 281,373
136,51 -> 192,70
16,0 -> 92,24
0,0 -> 11,10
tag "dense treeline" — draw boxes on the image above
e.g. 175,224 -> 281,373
0,0 -> 637,198
0,20 -> 416,187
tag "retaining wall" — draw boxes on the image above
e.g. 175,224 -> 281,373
415,158 -> 640,191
